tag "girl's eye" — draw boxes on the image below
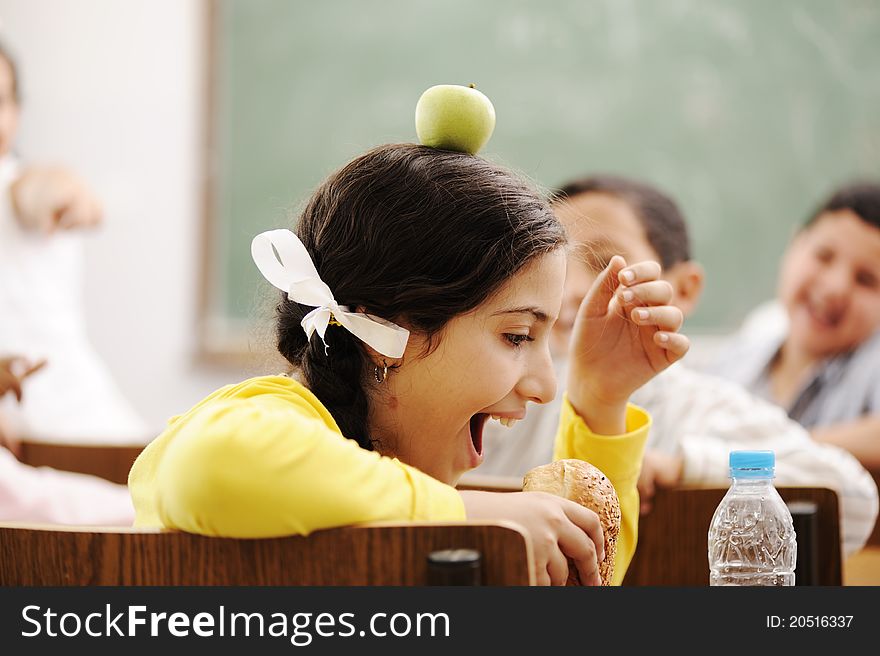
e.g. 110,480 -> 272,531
504,333 -> 533,348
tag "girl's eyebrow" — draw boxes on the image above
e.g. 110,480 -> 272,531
491,307 -> 549,323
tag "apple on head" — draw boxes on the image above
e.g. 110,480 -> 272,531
415,84 -> 496,155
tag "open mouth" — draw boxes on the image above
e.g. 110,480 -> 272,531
469,413 -> 488,456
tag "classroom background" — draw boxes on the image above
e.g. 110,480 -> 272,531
1,0 -> 878,432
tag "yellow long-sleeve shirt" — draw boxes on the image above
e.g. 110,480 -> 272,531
129,375 -> 649,585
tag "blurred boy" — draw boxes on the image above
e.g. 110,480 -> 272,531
474,175 -> 878,557
711,182 -> 880,470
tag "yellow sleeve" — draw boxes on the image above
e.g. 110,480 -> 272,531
553,395 -> 650,585
152,397 -> 465,537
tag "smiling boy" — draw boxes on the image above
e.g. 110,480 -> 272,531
712,183 -> 880,470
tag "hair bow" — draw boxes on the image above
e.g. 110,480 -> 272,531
251,229 -> 409,358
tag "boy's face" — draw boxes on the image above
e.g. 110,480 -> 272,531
550,192 -> 661,355
779,210 -> 880,359
0,57 -> 19,158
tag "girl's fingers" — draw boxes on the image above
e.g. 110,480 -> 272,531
631,305 -> 684,332
560,501 -> 605,563
617,280 -> 674,307
546,549 -> 570,587
581,255 -> 626,319
618,260 -> 662,286
557,527 -> 600,586
563,549 -> 601,585
654,332 -> 690,362
535,568 -> 551,586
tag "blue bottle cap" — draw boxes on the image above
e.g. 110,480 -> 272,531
729,450 -> 775,478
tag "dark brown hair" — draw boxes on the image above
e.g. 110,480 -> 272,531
552,175 -> 691,269
806,181 -> 880,232
275,143 -> 565,449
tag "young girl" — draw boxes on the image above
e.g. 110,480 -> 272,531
129,144 -> 688,586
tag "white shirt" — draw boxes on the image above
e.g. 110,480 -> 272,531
475,361 -> 878,557
707,300 -> 880,428
0,154 -> 148,444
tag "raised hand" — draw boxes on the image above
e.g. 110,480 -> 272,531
567,255 -> 689,434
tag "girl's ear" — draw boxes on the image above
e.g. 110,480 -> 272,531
361,344 -> 388,369
354,304 -> 416,368
664,260 -> 705,319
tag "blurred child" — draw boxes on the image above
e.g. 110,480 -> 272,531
129,145 -> 691,586
474,175 -> 878,557
0,354 -> 134,525
710,182 -> 880,471
0,40 -> 148,445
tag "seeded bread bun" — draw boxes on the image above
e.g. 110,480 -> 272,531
523,459 -> 620,586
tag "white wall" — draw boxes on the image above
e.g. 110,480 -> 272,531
0,0 -> 236,431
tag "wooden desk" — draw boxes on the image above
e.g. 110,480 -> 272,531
843,546 -> 880,585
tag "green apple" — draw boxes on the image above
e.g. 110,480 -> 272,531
415,84 -> 496,155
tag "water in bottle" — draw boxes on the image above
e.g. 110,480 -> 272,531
708,450 -> 796,586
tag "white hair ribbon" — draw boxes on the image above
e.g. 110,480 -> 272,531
251,229 -> 410,358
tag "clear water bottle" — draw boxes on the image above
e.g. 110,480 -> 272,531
708,450 -> 797,586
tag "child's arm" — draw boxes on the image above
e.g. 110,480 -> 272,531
145,397 -> 464,537
812,415 -> 880,470
553,398 -> 650,585
557,255 -> 689,584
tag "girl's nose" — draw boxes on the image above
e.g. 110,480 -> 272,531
517,346 -> 558,405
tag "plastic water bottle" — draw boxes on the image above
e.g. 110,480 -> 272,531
708,450 -> 797,586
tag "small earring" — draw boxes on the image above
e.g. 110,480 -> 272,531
374,360 -> 389,384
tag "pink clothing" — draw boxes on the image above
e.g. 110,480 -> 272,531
0,447 -> 133,525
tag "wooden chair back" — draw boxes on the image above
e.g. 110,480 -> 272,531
0,521 -> 534,586
623,486 -> 841,586
17,441 -> 145,485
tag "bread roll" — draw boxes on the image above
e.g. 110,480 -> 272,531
523,459 -> 620,586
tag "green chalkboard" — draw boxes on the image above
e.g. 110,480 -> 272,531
205,0 -> 880,348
